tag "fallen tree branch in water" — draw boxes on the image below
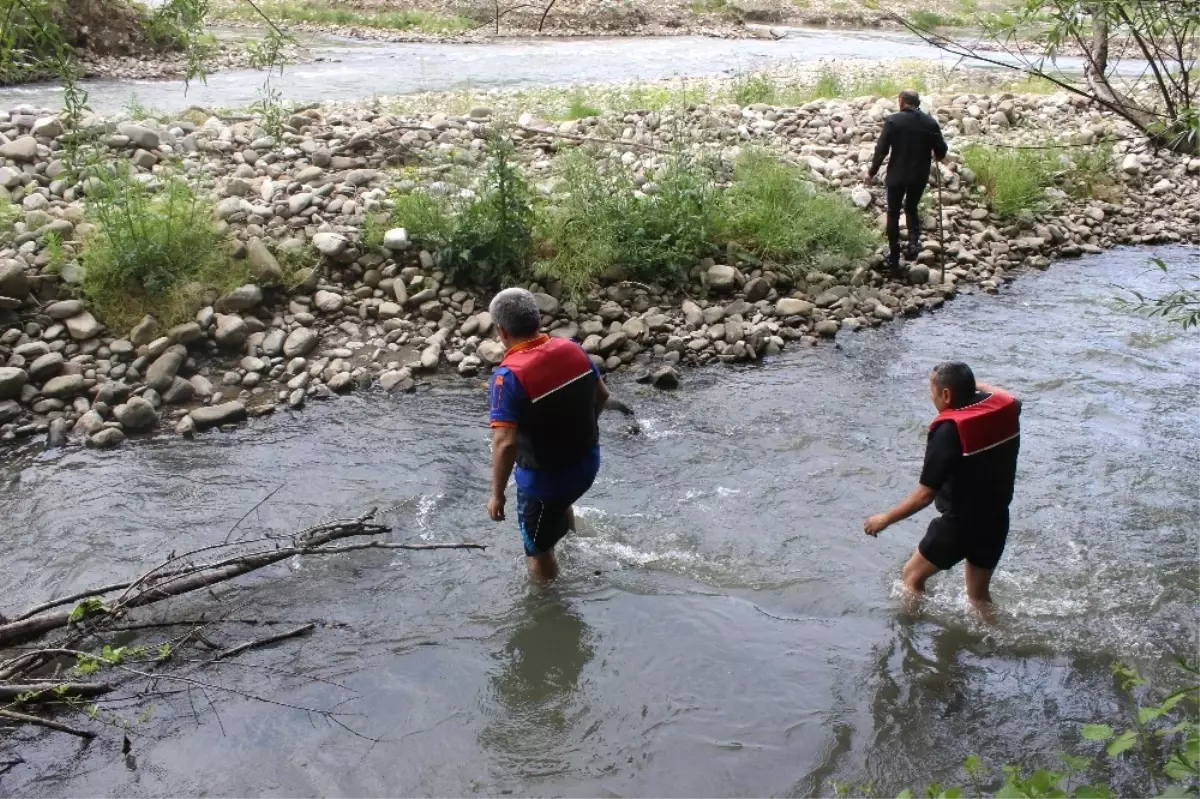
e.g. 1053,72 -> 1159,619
0,708 -> 95,739
0,682 -> 113,701
209,623 -> 316,663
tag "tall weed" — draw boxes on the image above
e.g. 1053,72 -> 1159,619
962,144 -> 1054,217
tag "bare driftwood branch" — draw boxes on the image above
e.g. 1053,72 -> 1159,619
0,682 -> 113,701
210,623 -> 316,662
0,708 -> 94,739
516,124 -> 673,154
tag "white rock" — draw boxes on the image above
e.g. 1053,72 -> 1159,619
383,228 -> 409,250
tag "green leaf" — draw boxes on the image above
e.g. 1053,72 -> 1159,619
1139,706 -> 1164,724
1106,730 -> 1138,757
1074,786 -> 1112,798
964,754 -> 982,776
1163,754 -> 1198,781
1157,784 -> 1194,797
1082,724 -> 1114,741
938,789 -> 963,799
994,782 -> 1028,799
1060,753 -> 1090,772
897,791 -> 914,799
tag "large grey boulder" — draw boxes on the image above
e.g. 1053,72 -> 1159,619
283,327 -> 318,357
707,264 -> 738,293
41,374 -> 86,398
145,345 -> 187,392
0,367 -> 27,400
117,123 -> 160,150
114,396 -> 158,432
189,401 -> 247,430
28,352 -> 64,382
0,260 -> 29,299
213,314 -> 249,348
247,238 -> 284,284
217,284 -> 263,312
65,312 -> 102,340
0,136 -> 38,162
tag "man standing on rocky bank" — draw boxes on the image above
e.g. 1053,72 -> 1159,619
864,362 -> 1021,614
486,288 -> 610,580
866,89 -> 949,273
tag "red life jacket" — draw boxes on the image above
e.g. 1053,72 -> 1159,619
501,335 -> 598,469
930,391 -> 1020,456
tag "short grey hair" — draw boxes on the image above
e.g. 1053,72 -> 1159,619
932,361 -> 976,406
489,288 -> 541,337
899,89 -> 921,108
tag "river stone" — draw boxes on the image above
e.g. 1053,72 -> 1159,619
908,265 -> 932,285
114,396 -> 158,432
261,328 -> 286,356
681,300 -> 703,328
383,228 -> 409,250
0,136 -> 38,162
73,409 -> 104,436
65,312 -> 101,340
29,352 -> 64,381
775,298 -> 814,317
392,278 -> 408,305
477,340 -> 506,366
314,290 -> 344,313
345,169 -> 378,187
189,401 -> 247,430
213,314 -> 249,348
218,284 -> 263,312
288,192 -> 312,215
0,260 -> 28,299
163,376 -> 195,405
873,304 -> 895,321
283,327 -> 318,357
533,292 -> 559,315
146,345 -> 187,392
851,186 -> 873,209
815,320 -> 840,338
44,299 -> 83,319
189,374 -> 214,398
247,238 -> 284,285
743,277 -> 770,303
707,264 -> 738,292
88,427 -> 126,449
176,415 -> 196,438
327,372 -> 354,393
651,366 -> 680,390
1121,154 -> 1142,174
117,123 -> 159,150
313,232 -> 348,257
42,373 -> 85,398
130,315 -> 158,347
168,322 -> 203,345
0,367 -> 27,400
380,369 -> 415,392
0,399 -> 21,423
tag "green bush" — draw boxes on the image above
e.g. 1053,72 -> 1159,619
723,150 -> 877,271
962,144 -> 1054,217
81,166 -> 237,330
731,72 -> 780,106
535,149 -> 725,292
562,94 -> 603,120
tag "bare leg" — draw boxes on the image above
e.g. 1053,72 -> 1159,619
964,563 -> 997,623
900,549 -> 941,598
525,506 -> 575,582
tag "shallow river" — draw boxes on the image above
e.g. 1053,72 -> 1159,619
0,26 -> 1115,115
2,245 -> 1197,796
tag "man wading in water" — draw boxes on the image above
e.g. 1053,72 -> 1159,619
864,89 -> 949,274
486,288 -> 610,580
864,362 -> 1021,614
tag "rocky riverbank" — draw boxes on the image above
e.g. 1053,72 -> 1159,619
0,73 -> 1198,451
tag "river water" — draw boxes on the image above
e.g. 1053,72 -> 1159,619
1,245 -> 1197,796
0,26 -> 1115,115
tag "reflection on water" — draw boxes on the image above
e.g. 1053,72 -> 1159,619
481,590 -> 595,779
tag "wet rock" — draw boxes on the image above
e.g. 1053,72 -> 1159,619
477,340 -> 506,366
247,238 -> 284,284
283,327 -> 318,358
707,264 -> 738,292
188,374 -> 214,398
117,123 -> 160,150
44,300 -> 83,319
380,369 -> 415,392
651,366 -> 680,390
908,265 -> 931,285
175,415 -> 196,438
327,372 -> 354,393
775,298 -> 813,317
815,320 -> 840,338
41,373 -> 85,398
146,345 -> 187,392
0,366 -> 28,400
213,314 -> 249,348
261,329 -> 286,356
114,396 -> 158,432
130,315 -> 158,347
313,232 -> 349,257
744,277 -> 770,303
88,427 -> 126,449
73,410 -> 104,436
65,312 -> 102,340
0,136 -> 38,162
28,352 -> 64,381
163,376 -> 195,405
0,399 -> 22,423
0,260 -> 29,299
217,284 -> 263,312
189,401 -> 247,430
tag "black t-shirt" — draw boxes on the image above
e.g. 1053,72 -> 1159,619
919,392 -> 1021,519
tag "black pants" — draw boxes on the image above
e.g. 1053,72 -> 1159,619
885,181 -> 927,263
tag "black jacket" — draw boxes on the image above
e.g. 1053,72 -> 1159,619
869,107 -> 949,188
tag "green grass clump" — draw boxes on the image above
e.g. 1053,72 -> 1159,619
910,10 -> 964,28
535,149 -> 724,293
723,150 -> 877,271
962,144 -> 1054,217
561,94 -> 603,120
731,72 -> 781,106
209,2 -> 474,33
80,167 -> 238,331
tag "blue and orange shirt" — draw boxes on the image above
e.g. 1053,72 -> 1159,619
489,334 -> 601,499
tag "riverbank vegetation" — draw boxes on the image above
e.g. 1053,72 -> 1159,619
207,1 -> 474,34
80,167 -> 239,330
962,142 -> 1119,217
366,144 -> 877,294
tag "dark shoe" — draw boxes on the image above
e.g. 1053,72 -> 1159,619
905,243 -> 921,261
884,255 -> 903,274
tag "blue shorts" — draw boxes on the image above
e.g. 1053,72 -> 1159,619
516,482 -> 592,557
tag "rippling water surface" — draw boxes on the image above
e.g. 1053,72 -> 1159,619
2,246 -> 1197,796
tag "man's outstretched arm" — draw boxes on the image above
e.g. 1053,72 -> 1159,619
864,484 -> 937,536
868,120 -> 892,179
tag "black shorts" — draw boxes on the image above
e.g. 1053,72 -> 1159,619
918,513 -> 1009,571
516,485 -> 590,557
